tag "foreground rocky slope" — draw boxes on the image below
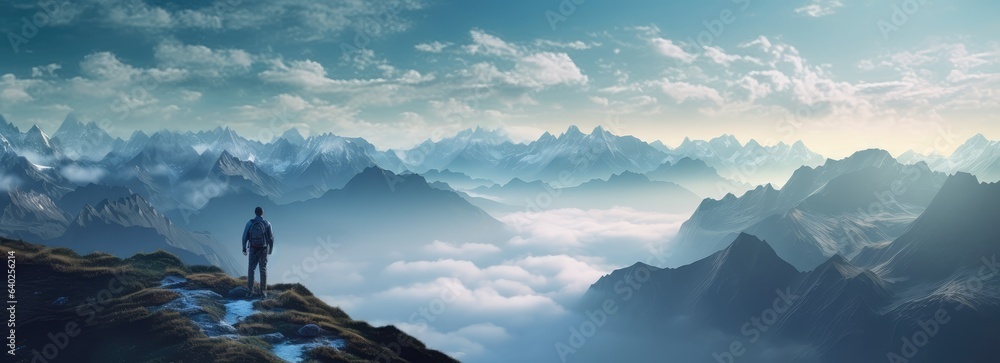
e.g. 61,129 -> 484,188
3,238 -> 457,363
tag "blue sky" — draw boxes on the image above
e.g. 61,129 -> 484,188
1,0 -> 998,157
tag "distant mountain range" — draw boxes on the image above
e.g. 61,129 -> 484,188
667,149 -> 947,271
581,173 -> 1000,362
467,171 -> 702,214
669,135 -> 825,187
4,112 -> 1000,276
898,133 -> 1000,183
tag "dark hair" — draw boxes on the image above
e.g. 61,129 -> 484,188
254,207 -> 263,216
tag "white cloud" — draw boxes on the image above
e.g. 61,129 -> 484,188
259,59 -> 384,92
794,0 -> 844,17
175,9 -> 223,29
0,74 -> 42,104
79,52 -> 140,82
510,52 -> 588,88
465,29 -> 520,57
275,94 -> 310,111
31,64 -> 62,78
650,38 -> 696,63
415,41 -> 452,53
82,0 -> 424,40
424,240 -> 501,257
318,294 -> 365,311
534,39 -> 596,50
589,96 -> 610,106
500,207 -> 689,251
178,89 -> 202,102
59,164 -> 107,183
154,40 -> 253,77
703,46 -> 757,67
393,322 -> 498,358
658,79 -> 723,103
106,0 -> 173,28
459,30 -> 589,89
398,69 -> 436,84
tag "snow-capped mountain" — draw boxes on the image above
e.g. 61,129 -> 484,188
196,126 -> 263,162
669,135 -> 825,186
498,125 -> 668,184
400,126 -> 526,177
209,150 -> 287,199
894,134 -> 1000,183
279,134 -> 382,190
51,114 -> 117,161
0,152 -> 74,197
98,130 -> 152,166
16,125 -> 65,165
0,115 -> 21,141
281,127 -> 306,145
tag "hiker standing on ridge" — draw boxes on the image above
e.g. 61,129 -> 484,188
243,206 -> 274,297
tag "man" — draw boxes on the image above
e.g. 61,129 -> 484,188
242,206 -> 274,297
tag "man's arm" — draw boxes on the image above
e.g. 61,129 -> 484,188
241,220 -> 251,252
266,222 -> 275,253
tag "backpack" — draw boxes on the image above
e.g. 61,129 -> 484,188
248,219 -> 267,248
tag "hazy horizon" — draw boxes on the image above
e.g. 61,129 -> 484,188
2,1 -> 998,159
1,111 -> 994,160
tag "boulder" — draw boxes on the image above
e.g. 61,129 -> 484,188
297,324 -> 321,337
228,286 -> 251,299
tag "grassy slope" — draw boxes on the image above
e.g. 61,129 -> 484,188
2,237 -> 459,363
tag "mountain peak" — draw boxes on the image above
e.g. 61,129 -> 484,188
342,166 -> 411,193
726,232 -> 770,253
55,113 -> 85,133
0,114 -> 19,136
26,124 -> 45,135
505,177 -> 527,186
835,148 -> 895,168
608,171 -> 651,183
281,127 -> 305,144
705,232 -> 799,274
672,157 -> 709,168
24,125 -> 52,145
564,125 -> 583,136
711,134 -> 741,147
939,171 -> 980,193
812,254 -> 862,279
217,149 -> 238,160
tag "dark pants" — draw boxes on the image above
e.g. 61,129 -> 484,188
247,247 -> 268,292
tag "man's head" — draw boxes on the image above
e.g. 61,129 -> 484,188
254,206 -> 263,217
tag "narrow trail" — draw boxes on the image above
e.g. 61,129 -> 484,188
152,276 -> 347,362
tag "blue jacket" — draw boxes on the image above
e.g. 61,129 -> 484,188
242,216 -> 274,251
